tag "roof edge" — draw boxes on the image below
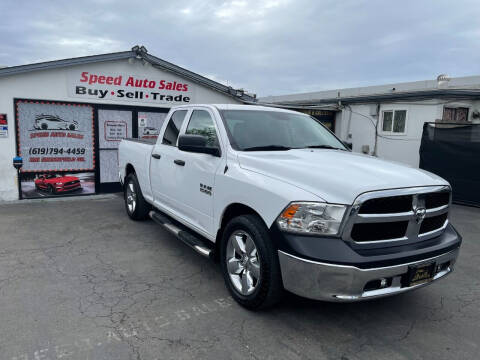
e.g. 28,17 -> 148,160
143,53 -> 255,102
0,51 -> 133,77
260,89 -> 480,106
0,48 -> 256,103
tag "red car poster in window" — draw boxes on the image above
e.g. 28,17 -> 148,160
20,171 -> 95,199
16,100 -> 95,172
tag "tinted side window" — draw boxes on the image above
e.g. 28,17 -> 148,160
162,110 -> 187,146
185,110 -> 219,147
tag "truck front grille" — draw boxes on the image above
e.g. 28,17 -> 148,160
342,186 -> 450,246
359,195 -> 412,214
420,213 -> 448,234
424,192 -> 450,209
351,221 -> 409,242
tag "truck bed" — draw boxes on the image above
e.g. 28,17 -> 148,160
118,138 -> 156,200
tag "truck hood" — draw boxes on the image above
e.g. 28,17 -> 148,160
237,149 -> 448,205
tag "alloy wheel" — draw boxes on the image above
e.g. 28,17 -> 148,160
226,230 -> 261,295
126,181 -> 137,213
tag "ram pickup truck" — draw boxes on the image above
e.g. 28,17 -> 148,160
118,104 -> 461,309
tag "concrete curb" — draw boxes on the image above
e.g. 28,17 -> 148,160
0,193 -> 121,205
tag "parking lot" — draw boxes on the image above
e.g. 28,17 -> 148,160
0,195 -> 478,360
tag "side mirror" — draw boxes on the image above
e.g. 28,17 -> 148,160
178,134 -> 220,157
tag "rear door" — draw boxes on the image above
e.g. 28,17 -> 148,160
173,108 -> 224,236
150,109 -> 189,215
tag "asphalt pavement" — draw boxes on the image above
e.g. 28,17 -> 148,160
0,194 -> 478,360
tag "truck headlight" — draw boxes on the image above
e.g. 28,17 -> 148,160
276,202 -> 346,235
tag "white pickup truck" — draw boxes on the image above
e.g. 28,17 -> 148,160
118,104 -> 461,309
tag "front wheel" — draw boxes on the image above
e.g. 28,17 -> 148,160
221,214 -> 283,310
124,173 -> 150,220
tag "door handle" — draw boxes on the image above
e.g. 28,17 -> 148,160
174,159 -> 185,166
151,153 -> 161,159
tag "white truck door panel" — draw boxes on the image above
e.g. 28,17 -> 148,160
150,109 -> 189,214
174,151 -> 222,235
173,109 -> 224,236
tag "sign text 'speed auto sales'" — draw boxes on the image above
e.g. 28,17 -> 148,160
80,72 -> 189,91
68,71 -> 193,104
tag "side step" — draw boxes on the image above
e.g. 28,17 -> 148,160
149,210 -> 213,258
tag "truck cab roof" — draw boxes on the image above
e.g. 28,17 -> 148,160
171,103 -> 301,114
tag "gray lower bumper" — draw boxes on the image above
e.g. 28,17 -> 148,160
278,248 -> 459,302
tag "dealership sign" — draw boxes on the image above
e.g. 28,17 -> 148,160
16,100 -> 95,172
68,70 -> 194,104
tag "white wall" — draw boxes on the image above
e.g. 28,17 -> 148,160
335,99 -> 479,167
0,59 -> 241,201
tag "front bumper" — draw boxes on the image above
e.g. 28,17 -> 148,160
55,184 -> 81,193
278,247 -> 459,301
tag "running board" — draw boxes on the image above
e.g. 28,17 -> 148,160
149,210 -> 213,258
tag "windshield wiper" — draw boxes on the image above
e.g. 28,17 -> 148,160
243,145 -> 292,151
304,144 -> 346,150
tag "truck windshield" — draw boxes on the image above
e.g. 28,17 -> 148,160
221,110 -> 347,151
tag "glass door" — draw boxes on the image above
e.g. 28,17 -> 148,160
98,109 -> 133,188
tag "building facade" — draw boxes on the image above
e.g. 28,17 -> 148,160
0,46 -> 253,201
260,75 -> 480,167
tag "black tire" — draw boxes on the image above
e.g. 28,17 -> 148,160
48,185 -> 55,195
124,173 -> 150,220
69,124 -> 75,131
41,123 -> 48,130
220,214 -> 283,310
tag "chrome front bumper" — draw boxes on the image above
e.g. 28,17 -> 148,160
278,248 -> 459,302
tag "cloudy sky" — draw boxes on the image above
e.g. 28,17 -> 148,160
1,0 -> 479,96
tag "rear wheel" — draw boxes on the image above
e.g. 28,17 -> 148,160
124,173 -> 150,220
41,123 -> 48,130
221,214 -> 283,310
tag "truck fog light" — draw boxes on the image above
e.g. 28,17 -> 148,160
364,278 -> 392,291
277,202 -> 346,235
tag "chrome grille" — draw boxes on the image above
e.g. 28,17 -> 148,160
342,186 -> 450,246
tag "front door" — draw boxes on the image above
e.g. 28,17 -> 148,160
173,108 -> 224,236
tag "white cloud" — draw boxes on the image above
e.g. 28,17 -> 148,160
214,0 -> 289,21
0,0 -> 479,96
